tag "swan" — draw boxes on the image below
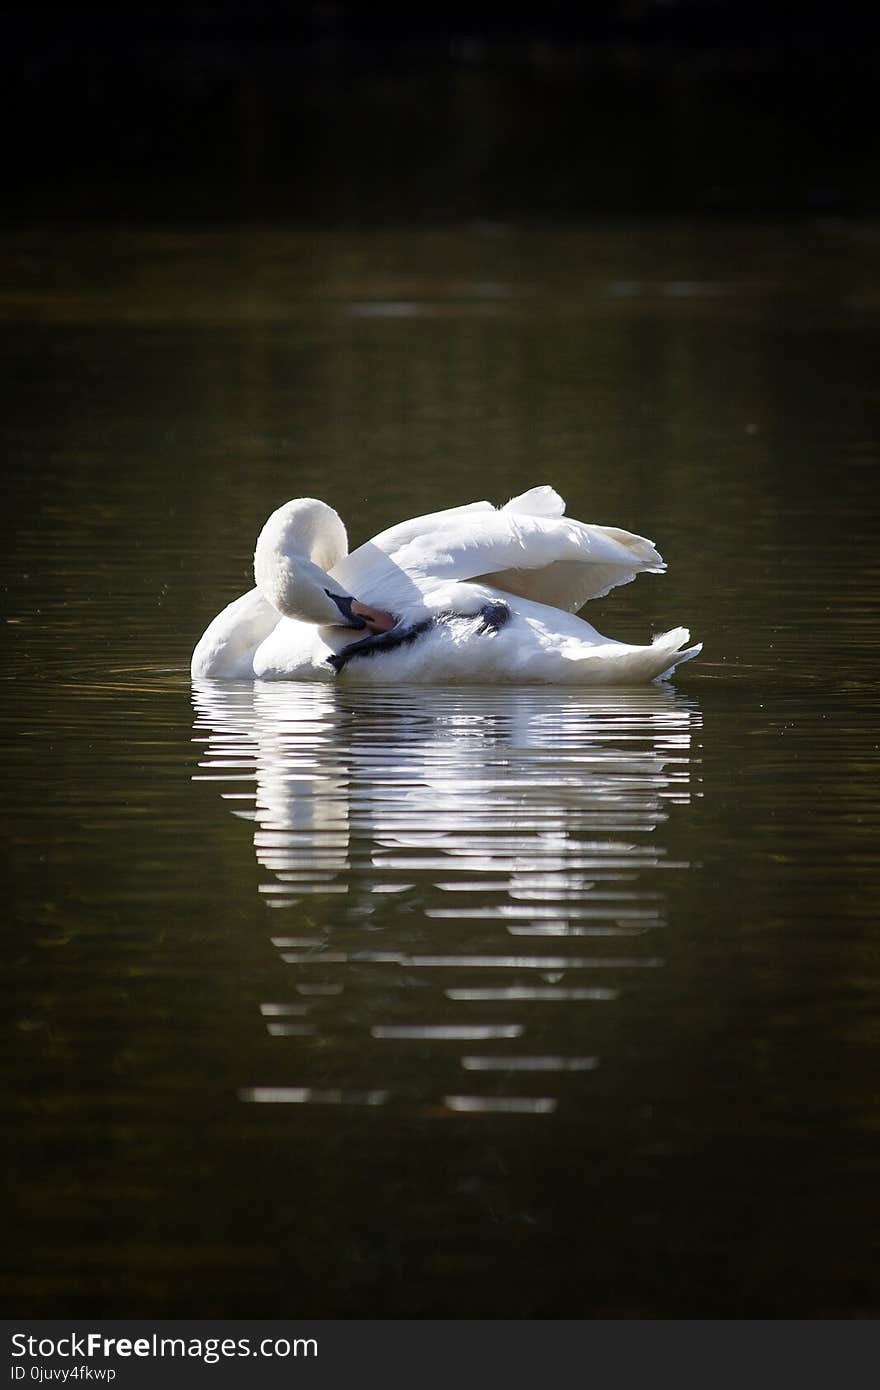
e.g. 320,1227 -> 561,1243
190,486 -> 701,684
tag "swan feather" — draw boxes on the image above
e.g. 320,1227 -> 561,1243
191,486 -> 700,685
332,487 -> 664,615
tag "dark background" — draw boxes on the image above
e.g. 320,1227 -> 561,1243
3,1 -> 878,224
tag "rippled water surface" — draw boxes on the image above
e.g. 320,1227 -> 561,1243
3,222 -> 879,1316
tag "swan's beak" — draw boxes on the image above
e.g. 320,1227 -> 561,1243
324,591 -> 368,629
351,601 -> 396,634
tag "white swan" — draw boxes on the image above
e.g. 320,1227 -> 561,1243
191,486 -> 701,684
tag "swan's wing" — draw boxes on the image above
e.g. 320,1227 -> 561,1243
364,499 -> 496,552
470,516 -> 666,610
330,499 -> 495,610
334,487 -> 664,614
364,487 -> 561,556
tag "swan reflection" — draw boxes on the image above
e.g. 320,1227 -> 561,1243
192,680 -> 701,1116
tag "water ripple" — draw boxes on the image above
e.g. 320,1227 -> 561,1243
192,682 -> 701,1115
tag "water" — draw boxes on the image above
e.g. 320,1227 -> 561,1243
3,221 -> 879,1317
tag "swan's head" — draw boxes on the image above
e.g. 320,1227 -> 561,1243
253,497 -> 395,634
254,498 -> 352,625
256,498 -> 348,577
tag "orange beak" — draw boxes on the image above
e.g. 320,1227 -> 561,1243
350,601 -> 396,634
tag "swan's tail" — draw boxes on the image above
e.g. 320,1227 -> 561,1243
650,626 -> 703,683
557,624 -> 702,685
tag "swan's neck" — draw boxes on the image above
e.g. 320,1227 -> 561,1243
254,498 -> 352,625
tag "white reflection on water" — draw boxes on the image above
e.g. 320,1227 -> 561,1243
461,1055 -> 598,1072
193,681 -> 701,1115
444,1096 -> 558,1115
240,1087 -> 390,1106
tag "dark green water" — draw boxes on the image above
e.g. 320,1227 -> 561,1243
3,221 -> 879,1316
